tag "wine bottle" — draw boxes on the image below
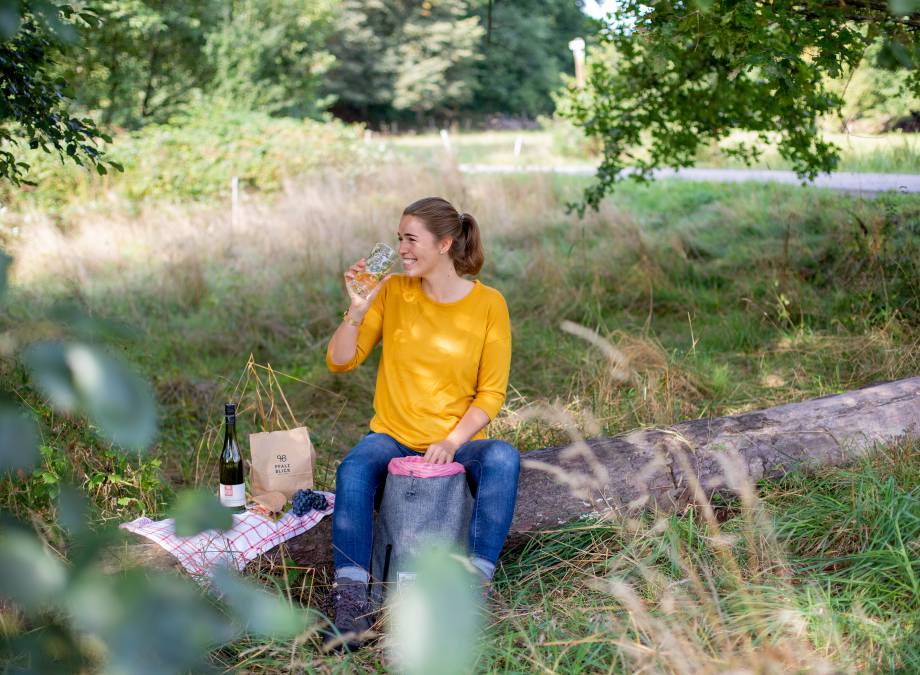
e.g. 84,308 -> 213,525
219,402 -> 246,510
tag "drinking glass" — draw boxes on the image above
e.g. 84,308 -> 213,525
348,242 -> 398,298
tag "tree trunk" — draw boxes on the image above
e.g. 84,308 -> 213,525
139,38 -> 160,120
123,376 -> 920,583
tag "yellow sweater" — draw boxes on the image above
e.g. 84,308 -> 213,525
327,275 -> 512,451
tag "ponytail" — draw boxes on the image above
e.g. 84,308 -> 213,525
455,212 -> 484,276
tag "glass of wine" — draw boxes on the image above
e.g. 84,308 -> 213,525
348,242 -> 398,298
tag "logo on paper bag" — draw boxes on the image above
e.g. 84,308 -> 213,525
274,452 -> 292,475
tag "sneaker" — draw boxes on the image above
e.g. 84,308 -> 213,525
321,578 -> 375,652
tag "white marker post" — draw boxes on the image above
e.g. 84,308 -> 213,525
514,135 -> 523,159
231,176 -> 240,230
568,37 -> 586,89
440,128 -> 451,155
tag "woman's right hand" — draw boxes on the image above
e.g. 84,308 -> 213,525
344,258 -> 392,318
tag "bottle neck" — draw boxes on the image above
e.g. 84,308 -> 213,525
224,415 -> 237,441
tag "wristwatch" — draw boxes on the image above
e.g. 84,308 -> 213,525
342,309 -> 362,327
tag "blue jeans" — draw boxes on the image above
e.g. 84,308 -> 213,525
332,432 -> 520,575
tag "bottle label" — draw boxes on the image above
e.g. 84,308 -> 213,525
219,483 -> 246,507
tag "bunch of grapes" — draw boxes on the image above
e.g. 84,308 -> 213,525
291,489 -> 327,516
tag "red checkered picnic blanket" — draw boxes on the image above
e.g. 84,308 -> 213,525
120,492 -> 334,579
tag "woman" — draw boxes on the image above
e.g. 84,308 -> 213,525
324,196 -> 520,649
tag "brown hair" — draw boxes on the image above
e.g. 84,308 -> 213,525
402,197 -> 484,276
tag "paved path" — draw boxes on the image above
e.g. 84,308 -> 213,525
458,164 -> 920,196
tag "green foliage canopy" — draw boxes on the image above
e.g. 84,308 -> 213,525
325,0 -> 595,124
200,0 -> 338,117
0,3 -> 119,185
65,0 -> 339,127
470,0 -> 595,118
561,0 -> 920,213
62,0 -> 219,127
392,0 -> 484,116
325,0 -> 485,121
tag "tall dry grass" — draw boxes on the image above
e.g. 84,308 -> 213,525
8,165 -> 918,452
482,327 -> 881,673
7,164 -> 613,297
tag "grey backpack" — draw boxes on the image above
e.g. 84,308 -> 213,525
369,469 -> 473,607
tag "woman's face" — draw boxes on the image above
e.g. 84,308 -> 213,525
397,215 -> 451,277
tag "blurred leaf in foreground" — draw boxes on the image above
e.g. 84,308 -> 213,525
170,488 -> 233,537
212,566 -> 311,638
0,526 -> 67,612
386,545 -> 482,675
56,483 -> 90,536
0,250 -> 10,301
0,3 -> 20,40
67,568 -> 235,675
0,401 -> 39,472
23,341 -> 157,450
889,0 -> 920,16
48,301 -> 139,342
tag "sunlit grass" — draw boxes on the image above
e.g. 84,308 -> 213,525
1,158 -> 919,672
473,437 -> 920,673
3,168 -> 918,508
388,128 -> 587,166
693,130 -> 920,174
386,127 -> 920,174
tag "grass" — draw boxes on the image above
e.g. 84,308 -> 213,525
691,130 -> 920,174
477,437 -> 920,673
386,126 -> 920,174
387,127 -> 595,166
1,157 -> 919,671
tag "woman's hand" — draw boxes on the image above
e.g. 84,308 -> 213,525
344,258 -> 392,319
424,439 -> 460,464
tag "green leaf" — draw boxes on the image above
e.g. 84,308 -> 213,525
170,488 -> 233,537
387,545 -> 481,675
212,566 -> 310,638
67,569 -> 237,675
48,301 -> 138,341
57,484 -> 90,535
877,40 -> 917,70
0,250 -> 10,301
24,342 -> 157,450
24,342 -> 81,411
0,403 -> 39,473
889,0 -> 920,16
0,528 -> 68,612
0,3 -> 21,40
33,2 -> 77,43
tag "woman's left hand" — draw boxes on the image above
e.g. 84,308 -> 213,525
424,439 -> 460,464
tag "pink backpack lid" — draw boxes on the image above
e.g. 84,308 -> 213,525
388,454 -> 465,478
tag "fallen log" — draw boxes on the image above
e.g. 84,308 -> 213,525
122,376 -> 920,582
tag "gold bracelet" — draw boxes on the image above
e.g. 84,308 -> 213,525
342,309 -> 362,327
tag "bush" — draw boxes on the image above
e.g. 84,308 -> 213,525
1,110 -> 389,211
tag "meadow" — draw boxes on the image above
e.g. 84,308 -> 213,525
388,126 -> 920,174
1,126 -> 919,672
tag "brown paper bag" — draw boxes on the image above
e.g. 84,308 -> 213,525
249,426 -> 314,500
